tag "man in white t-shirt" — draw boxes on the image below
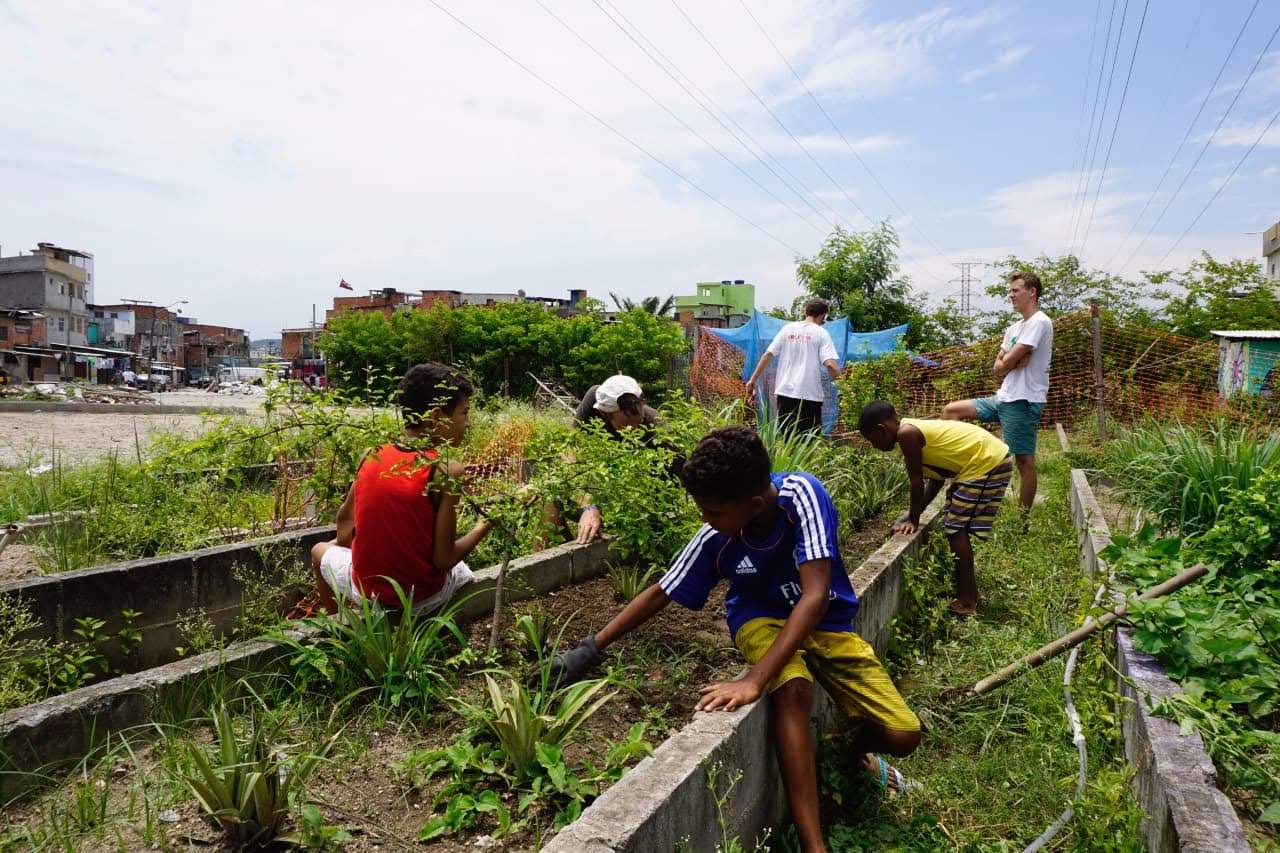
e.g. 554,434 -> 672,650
746,298 -> 841,434
944,272 -> 1053,512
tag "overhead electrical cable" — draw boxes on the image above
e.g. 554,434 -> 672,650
1113,0 -> 1270,274
1061,0 -> 1105,258
422,0 -> 805,255
1154,102 -> 1280,268
735,0 -> 954,264
664,0 -> 952,287
1069,0 -> 1130,254
533,0 -> 828,237
590,0 -> 845,231
1077,0 -> 1150,257
667,0 -> 876,227
1099,0 -> 1205,268
1065,0 -> 1121,254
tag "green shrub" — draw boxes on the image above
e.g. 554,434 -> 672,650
1106,420 -> 1280,534
278,582 -> 464,714
1103,464 -> 1280,822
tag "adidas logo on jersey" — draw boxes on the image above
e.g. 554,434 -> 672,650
736,555 -> 757,574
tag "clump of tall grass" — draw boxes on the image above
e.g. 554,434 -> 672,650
757,417 -> 907,533
1106,419 -> 1280,534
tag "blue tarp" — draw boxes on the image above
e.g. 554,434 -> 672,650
709,311 -> 909,433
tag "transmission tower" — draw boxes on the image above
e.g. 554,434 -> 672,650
950,262 -> 986,318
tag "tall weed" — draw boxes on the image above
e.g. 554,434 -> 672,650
1106,420 -> 1280,534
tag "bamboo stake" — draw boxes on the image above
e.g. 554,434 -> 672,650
488,553 -> 513,656
949,563 -> 1207,701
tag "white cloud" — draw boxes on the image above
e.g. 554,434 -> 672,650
0,0 -> 1004,336
1211,119 -> 1280,148
797,6 -> 1004,100
1262,165 -> 1280,178
960,46 -> 1031,85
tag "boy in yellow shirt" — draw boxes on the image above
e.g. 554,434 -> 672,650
858,400 -> 1011,616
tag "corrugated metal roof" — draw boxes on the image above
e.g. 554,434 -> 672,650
1210,330 -> 1280,340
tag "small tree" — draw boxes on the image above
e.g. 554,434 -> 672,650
795,222 -> 934,348
1154,253 -> 1280,339
609,293 -> 676,316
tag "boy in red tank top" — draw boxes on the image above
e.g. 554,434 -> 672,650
310,363 -> 492,614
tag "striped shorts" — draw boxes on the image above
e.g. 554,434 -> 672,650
943,458 -> 1013,540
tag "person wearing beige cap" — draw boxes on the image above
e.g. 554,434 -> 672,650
564,374 -> 663,542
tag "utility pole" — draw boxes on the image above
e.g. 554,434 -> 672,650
949,262 -> 986,319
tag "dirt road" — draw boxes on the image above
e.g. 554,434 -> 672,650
0,407 -> 258,468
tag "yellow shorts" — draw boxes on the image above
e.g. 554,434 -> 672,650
734,617 -> 920,733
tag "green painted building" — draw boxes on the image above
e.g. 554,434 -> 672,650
1213,330 -> 1280,398
674,280 -> 755,328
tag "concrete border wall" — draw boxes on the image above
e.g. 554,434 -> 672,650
0,527 -> 336,672
545,497 -> 943,853
0,538 -> 616,799
0,401 -> 242,415
1068,468 -> 1248,852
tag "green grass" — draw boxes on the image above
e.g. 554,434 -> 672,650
1106,419 -> 1280,535
808,455 -> 1145,851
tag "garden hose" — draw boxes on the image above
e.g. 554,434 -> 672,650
940,563 -> 1207,703
1022,580 -> 1106,853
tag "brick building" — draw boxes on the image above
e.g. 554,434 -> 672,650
182,322 -> 251,381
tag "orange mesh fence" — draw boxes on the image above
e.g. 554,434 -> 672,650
462,418 -> 535,487
690,310 -> 1280,432
689,325 -> 749,405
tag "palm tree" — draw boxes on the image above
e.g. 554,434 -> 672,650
610,293 -> 676,316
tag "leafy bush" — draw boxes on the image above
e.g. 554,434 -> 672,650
317,302 -> 688,400
1103,464 -> 1280,823
833,349 -> 915,422
278,582 -> 464,714
0,597 -> 143,713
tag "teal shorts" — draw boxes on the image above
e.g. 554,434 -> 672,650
973,397 -> 1044,456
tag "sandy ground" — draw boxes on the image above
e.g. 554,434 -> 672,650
0,543 -> 41,584
0,391 -> 265,469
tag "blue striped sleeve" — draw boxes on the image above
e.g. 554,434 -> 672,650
658,524 -> 719,610
780,474 -> 838,565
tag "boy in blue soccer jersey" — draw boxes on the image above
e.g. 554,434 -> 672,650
550,426 -> 920,853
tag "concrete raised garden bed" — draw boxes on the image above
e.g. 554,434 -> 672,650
1067,464 -> 1249,851
0,533 -> 619,800
545,496 -> 944,852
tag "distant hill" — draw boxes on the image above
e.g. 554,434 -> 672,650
250,338 -> 282,355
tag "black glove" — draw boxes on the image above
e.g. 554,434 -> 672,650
548,635 -> 605,688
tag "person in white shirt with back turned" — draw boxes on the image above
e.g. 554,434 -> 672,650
746,298 -> 842,435
943,271 -> 1053,516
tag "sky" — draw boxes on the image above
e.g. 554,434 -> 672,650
1,0 -> 1277,338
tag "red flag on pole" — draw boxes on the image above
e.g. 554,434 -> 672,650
338,278 -> 354,291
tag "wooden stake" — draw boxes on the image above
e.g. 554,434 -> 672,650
1090,300 -> 1106,441
957,563 -> 1207,700
488,553 -> 512,656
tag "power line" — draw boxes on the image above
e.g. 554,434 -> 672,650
1065,0 -> 1121,254
590,0 -> 845,231
1061,0 -> 1105,258
1077,0 -> 1151,258
1114,1 -> 1271,275
949,262 -> 986,319
735,0 -> 953,264
1069,0 -> 1129,255
1155,102 -> 1280,268
532,0 -> 828,237
1099,0 -> 1205,268
666,0 -> 877,226
421,0 -> 804,255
